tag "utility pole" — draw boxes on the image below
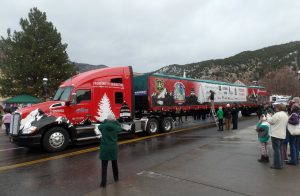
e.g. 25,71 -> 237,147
43,77 -> 48,100
295,50 -> 298,71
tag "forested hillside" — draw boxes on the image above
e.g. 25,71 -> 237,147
157,41 -> 300,96
73,62 -> 107,73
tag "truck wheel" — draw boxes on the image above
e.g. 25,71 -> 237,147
160,117 -> 174,133
146,118 -> 159,135
129,123 -> 135,134
43,127 -> 69,152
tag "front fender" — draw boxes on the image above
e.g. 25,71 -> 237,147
32,116 -> 74,133
20,109 -> 74,137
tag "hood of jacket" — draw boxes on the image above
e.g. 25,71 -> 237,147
102,120 -> 118,131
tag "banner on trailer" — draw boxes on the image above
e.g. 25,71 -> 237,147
197,82 -> 247,103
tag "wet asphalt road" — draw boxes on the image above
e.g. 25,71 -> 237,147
0,117 -> 256,196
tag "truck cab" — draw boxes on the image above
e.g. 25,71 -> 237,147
10,66 -> 133,152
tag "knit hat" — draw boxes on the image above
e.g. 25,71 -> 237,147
292,104 -> 300,113
292,97 -> 300,105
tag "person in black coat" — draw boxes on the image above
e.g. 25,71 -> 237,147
231,103 -> 239,130
224,104 -> 232,130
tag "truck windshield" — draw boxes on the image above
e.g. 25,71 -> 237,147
53,87 -> 74,101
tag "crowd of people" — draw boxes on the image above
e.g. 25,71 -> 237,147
172,102 -> 241,131
255,97 -> 300,169
216,103 -> 239,131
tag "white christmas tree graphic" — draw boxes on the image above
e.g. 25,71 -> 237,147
96,93 -> 115,122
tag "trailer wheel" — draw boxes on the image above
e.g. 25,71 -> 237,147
160,117 -> 174,133
146,118 -> 159,135
43,127 -> 69,152
129,123 -> 135,134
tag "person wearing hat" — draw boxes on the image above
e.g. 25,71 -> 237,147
256,114 -> 270,163
224,104 -> 232,130
267,103 -> 288,169
98,114 -> 122,187
119,101 -> 131,122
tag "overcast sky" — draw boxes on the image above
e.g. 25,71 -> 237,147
1,0 -> 300,73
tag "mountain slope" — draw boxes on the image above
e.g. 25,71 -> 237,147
157,41 -> 300,85
73,62 -> 107,73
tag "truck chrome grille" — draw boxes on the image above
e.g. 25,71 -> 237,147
10,113 -> 21,136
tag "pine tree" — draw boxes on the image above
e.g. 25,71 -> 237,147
96,93 -> 115,122
0,7 -> 76,98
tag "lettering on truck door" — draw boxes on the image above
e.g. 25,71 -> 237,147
67,89 -> 95,138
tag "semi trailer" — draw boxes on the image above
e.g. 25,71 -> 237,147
10,66 -> 268,152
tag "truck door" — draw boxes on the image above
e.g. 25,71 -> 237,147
66,89 -> 95,138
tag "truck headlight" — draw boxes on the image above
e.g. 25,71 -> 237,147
22,126 -> 38,134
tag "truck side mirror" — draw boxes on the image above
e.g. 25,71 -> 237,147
71,93 -> 77,105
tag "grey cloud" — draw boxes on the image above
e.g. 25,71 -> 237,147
1,0 -> 300,73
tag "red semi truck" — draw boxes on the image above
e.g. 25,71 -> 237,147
10,66 -> 268,152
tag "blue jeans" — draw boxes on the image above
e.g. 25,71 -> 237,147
4,123 -> 10,135
289,134 -> 300,164
271,137 -> 284,168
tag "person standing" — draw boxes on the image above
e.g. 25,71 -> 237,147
2,108 -> 12,135
98,114 -> 122,187
231,103 -> 239,130
119,101 -> 131,122
224,104 -> 232,130
256,104 -> 263,119
184,109 -> 188,121
256,114 -> 270,163
216,106 -> 224,131
286,104 -> 300,165
178,108 -> 184,124
209,90 -> 215,108
267,103 -> 289,169
262,102 -> 274,116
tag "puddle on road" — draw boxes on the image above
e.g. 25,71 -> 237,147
176,135 -> 222,139
137,170 -> 181,181
220,136 -> 241,141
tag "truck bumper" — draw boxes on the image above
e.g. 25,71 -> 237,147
10,134 -> 42,147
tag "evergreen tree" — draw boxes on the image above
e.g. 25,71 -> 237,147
96,93 -> 115,122
0,7 -> 76,98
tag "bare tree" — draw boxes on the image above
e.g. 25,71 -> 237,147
261,66 -> 300,96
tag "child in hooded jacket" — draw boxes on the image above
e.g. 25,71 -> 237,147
256,114 -> 270,162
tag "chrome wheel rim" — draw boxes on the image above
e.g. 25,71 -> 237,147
49,132 -> 65,148
149,122 -> 158,133
163,120 -> 171,131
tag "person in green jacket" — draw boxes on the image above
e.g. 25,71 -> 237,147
217,106 -> 224,131
256,114 -> 270,163
98,114 -> 122,188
